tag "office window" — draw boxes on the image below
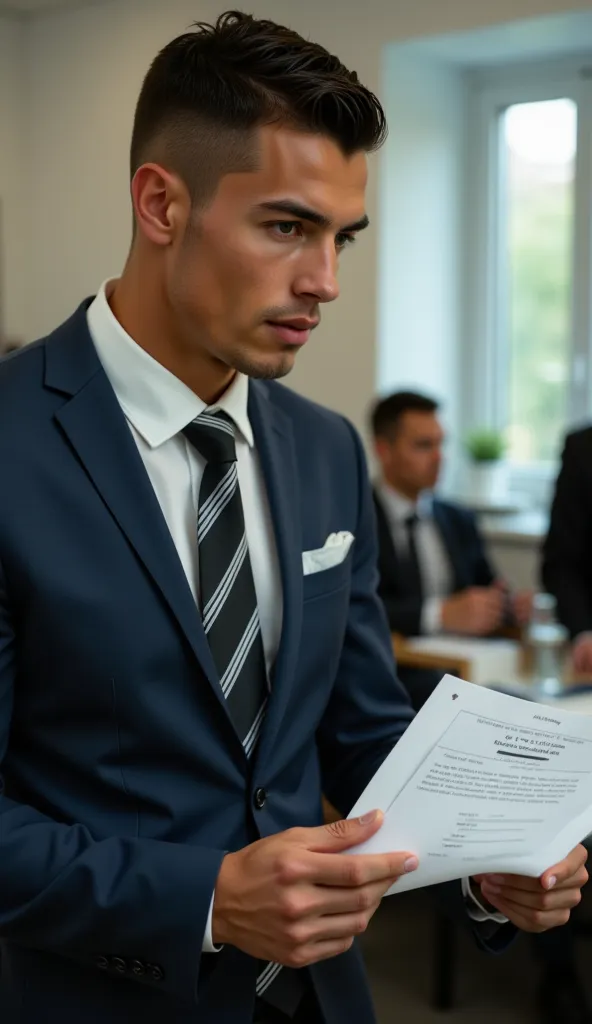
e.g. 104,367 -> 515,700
502,99 -> 576,463
467,66 -> 592,486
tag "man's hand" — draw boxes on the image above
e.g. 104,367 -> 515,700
572,633 -> 592,674
212,810 -> 418,967
511,589 -> 533,628
473,844 -> 588,932
441,586 -> 505,636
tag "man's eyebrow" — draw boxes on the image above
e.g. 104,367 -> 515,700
255,199 -> 370,234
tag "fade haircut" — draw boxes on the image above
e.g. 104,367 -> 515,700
370,392 -> 440,440
130,10 -> 387,209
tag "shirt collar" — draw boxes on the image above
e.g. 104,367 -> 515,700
86,279 -> 254,449
377,481 -> 434,524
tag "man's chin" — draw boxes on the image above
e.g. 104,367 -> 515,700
233,352 -> 296,381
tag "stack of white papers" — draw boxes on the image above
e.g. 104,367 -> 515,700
349,675 -> 592,893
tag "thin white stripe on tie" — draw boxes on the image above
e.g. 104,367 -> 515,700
256,962 -> 283,996
220,611 -> 259,698
202,533 -> 248,633
198,464 -> 237,542
256,961 -> 278,986
198,463 -> 235,529
255,958 -> 280,991
243,699 -> 267,758
221,609 -> 259,697
197,413 -> 234,436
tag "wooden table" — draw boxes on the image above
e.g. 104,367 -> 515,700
392,633 -> 473,682
392,631 -> 592,707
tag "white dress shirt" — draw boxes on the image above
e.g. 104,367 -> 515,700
87,283 -> 504,946
376,482 -> 453,634
87,279 -> 282,951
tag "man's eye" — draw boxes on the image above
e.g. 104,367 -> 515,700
272,222 -> 301,238
336,233 -> 356,250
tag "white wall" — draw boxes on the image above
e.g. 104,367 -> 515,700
0,14 -> 25,339
377,48 -> 465,484
13,0 -> 592,437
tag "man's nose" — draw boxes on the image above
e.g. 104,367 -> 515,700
293,248 -> 340,304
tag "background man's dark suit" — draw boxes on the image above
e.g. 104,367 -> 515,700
0,304 -> 510,1023
373,492 -> 495,636
542,426 -> 592,638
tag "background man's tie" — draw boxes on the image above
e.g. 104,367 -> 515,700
404,511 -> 423,600
183,411 -> 300,1014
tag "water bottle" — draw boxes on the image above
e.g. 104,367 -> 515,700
526,593 -> 568,698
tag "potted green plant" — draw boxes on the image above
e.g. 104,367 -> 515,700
465,428 -> 507,504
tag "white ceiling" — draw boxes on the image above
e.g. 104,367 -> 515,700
0,0 -> 100,13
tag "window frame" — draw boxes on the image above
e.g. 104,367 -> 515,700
464,57 -> 592,496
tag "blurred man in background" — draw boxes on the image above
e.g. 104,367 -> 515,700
371,392 -> 530,660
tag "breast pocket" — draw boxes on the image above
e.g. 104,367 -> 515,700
302,553 -> 352,602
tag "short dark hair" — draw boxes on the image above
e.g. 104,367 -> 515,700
370,391 -> 440,439
130,10 -> 387,207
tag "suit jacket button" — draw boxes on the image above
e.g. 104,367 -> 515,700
147,963 -> 164,982
96,956 -> 109,971
130,960 -> 145,976
253,787 -> 267,810
111,957 -> 127,974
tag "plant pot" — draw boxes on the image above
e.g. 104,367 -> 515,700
466,461 -> 507,504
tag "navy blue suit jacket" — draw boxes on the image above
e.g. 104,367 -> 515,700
373,492 -> 496,636
0,303 -> 508,1023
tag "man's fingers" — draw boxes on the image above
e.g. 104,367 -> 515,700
541,845 -> 588,890
305,850 -> 418,888
279,937 -> 357,968
300,908 -> 381,945
477,850 -> 588,893
475,873 -> 543,892
306,811 -> 385,854
480,890 -> 573,933
279,901 -> 389,967
480,880 -> 583,912
306,878 -> 395,917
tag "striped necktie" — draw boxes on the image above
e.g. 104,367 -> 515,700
183,411 -> 300,1013
183,410 -> 268,757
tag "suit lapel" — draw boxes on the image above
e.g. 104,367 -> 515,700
45,303 -> 245,747
372,491 -> 398,577
247,382 -> 303,763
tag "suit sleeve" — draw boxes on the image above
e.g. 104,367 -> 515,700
542,434 -> 592,637
0,556 -> 224,1005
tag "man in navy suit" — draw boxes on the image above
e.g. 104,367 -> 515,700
371,391 -> 533,649
0,13 -> 586,1024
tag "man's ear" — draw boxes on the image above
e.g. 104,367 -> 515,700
131,163 -> 189,246
374,436 -> 393,466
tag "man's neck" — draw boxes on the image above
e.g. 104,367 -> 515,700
383,480 -> 420,504
109,271 -> 235,406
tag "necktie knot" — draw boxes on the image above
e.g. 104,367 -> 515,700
405,512 -> 419,533
183,411 -> 237,464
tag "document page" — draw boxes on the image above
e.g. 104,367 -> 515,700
349,675 -> 592,893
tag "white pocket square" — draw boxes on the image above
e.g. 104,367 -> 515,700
302,531 -> 355,576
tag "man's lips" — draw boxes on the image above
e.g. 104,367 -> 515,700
265,319 -> 319,346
